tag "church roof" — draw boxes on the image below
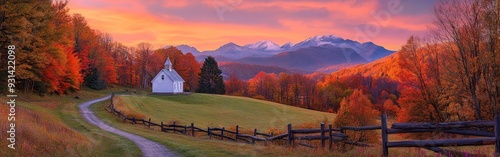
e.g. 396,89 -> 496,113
151,57 -> 184,83
153,69 -> 184,82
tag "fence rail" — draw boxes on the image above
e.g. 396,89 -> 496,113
380,114 -> 500,157
106,93 -> 500,156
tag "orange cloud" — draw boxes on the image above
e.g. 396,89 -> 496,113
67,0 -> 436,51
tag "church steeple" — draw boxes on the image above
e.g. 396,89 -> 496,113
165,57 -> 172,71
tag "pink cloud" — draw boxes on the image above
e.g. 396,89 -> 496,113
67,0 -> 436,51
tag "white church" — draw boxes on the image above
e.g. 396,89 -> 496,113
151,58 -> 185,94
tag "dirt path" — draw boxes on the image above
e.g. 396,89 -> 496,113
79,95 -> 178,157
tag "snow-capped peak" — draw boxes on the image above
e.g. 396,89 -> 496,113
244,40 -> 281,51
305,34 -> 342,42
281,42 -> 294,49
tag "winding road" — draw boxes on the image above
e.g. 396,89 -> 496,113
79,95 -> 178,157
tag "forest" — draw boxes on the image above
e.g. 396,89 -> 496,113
0,0 -> 200,94
1,0 -> 499,126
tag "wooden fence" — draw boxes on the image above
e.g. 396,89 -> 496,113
381,114 -> 500,156
106,93 -> 500,156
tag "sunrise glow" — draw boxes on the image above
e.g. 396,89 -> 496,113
67,0 -> 436,51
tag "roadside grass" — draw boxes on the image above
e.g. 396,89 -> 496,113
0,86 -> 141,157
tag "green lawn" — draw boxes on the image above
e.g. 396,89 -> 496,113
94,97 -> 401,157
115,94 -> 336,131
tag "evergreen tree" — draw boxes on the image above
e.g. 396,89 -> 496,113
84,67 -> 106,90
197,56 -> 225,94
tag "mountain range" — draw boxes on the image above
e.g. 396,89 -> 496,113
171,34 -> 395,79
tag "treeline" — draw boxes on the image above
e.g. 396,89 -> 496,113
0,1 -> 200,94
225,71 -> 399,114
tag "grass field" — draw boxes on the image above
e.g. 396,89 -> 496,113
0,86 -> 141,157
110,93 -> 496,156
114,94 -> 337,131
95,97 -> 428,157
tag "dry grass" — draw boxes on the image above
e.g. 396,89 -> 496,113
0,99 -> 90,157
112,96 -> 146,119
0,86 -> 141,157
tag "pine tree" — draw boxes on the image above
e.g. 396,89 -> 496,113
197,56 -> 225,94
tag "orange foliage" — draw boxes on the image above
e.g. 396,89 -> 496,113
225,73 -> 248,96
382,99 -> 399,117
177,53 -> 201,92
333,89 -> 379,143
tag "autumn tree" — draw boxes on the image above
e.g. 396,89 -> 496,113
1,0 -> 52,92
135,42 -> 154,89
177,53 -> 200,92
72,13 -> 92,76
432,0 -> 500,120
225,73 -> 247,96
397,36 -> 449,122
277,73 -> 291,103
82,31 -> 118,90
197,56 -> 225,94
0,0 -> 83,94
248,71 -> 277,100
333,89 -> 379,144
113,43 -> 137,86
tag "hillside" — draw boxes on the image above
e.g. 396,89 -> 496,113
330,52 -> 401,80
114,94 -> 336,131
237,46 -> 367,72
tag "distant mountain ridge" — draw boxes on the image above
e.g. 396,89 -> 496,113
172,34 -> 394,61
169,34 -> 395,75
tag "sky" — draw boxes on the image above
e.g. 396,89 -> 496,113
67,0 -> 437,51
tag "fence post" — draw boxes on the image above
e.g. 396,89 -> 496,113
495,115 -> 500,155
184,125 -> 187,135
132,117 -> 135,124
161,122 -> 164,132
235,125 -> 239,142
329,124 -> 333,150
288,124 -> 293,147
191,123 -> 195,137
208,127 -> 211,139
381,114 -> 388,157
221,127 -> 225,140
148,118 -> 151,128
321,122 -> 325,149
173,122 -> 176,131
253,128 -> 257,144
